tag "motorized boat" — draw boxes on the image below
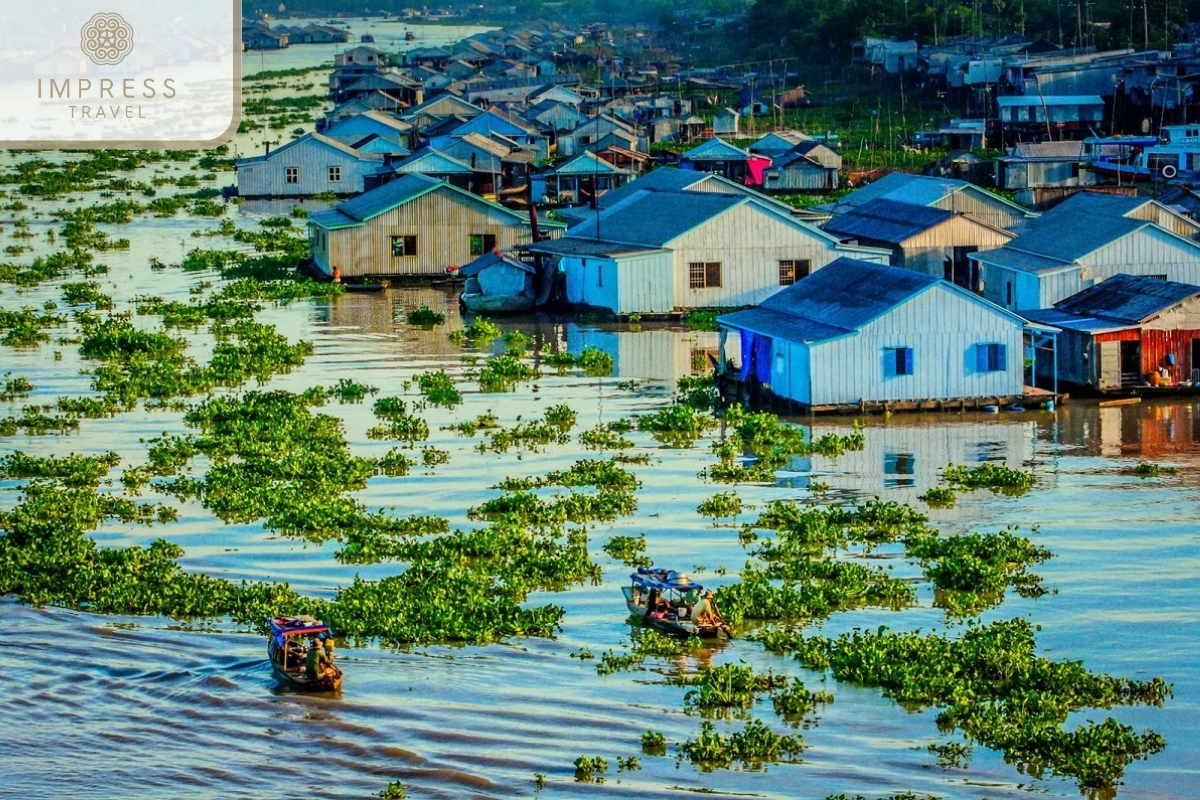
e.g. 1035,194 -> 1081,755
267,615 -> 344,692
622,568 -> 731,639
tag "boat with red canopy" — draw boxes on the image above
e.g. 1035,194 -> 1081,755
267,615 -> 344,692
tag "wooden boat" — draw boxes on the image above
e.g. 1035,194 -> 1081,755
622,568 -> 730,639
458,250 -> 538,314
267,615 -> 344,692
361,33 -> 375,42
343,281 -> 387,293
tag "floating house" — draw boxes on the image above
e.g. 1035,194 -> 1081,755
679,138 -> 757,184
307,173 -> 564,279
762,141 -> 841,191
716,259 -> 1027,410
528,190 -> 889,315
833,172 -> 1034,230
543,151 -> 633,204
235,133 -> 384,198
712,108 -> 740,136
822,199 -> 1016,288
970,211 -> 1200,312
1023,274 -> 1200,390
459,250 -> 539,312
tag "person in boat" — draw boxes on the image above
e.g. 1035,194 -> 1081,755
306,634 -> 333,680
691,590 -> 722,626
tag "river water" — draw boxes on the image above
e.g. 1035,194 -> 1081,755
1,29 -> 1199,800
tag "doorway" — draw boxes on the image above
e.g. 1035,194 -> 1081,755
1192,337 -> 1200,383
1120,340 -> 1141,387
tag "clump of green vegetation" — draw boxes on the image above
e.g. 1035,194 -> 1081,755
1133,461 -> 1178,478
61,282 -> 114,310
676,375 -> 719,410
680,719 -> 805,768
448,315 -> 501,346
416,370 -> 461,407
918,486 -> 957,508
0,373 -> 34,401
377,780 -> 406,799
405,306 -> 444,326
579,423 -> 633,450
543,345 -> 614,376
477,353 -> 540,392
905,526 -> 1052,616
328,377 -> 378,403
941,462 -> 1034,495
697,491 -> 743,523
753,619 -> 1171,789
703,407 -> 864,483
636,403 -> 717,447
572,755 -> 608,782
641,730 -> 667,755
927,740 -> 972,769
0,451 -> 121,487
0,307 -> 67,347
602,533 -> 650,567
669,662 -> 788,711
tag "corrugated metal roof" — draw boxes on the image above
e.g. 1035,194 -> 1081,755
971,246 -> 1078,274
996,94 -> 1104,106
1020,307 -> 1129,333
1052,273 -> 1200,323
526,237 -> 666,257
718,259 -> 953,342
391,149 -> 474,174
336,173 -> 442,222
550,151 -> 630,176
1005,214 -> 1146,263
235,132 -> 380,167
822,199 -> 954,243
682,137 -> 751,161
568,191 -> 745,247
459,250 -> 536,277
1013,141 -> 1084,158
1031,190 -> 1149,222
839,172 -> 963,208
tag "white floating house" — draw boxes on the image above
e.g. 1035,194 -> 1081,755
235,133 -> 384,198
528,190 -> 890,315
717,259 -> 1027,409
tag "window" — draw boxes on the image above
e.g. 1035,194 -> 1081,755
285,166 -> 299,184
689,261 -> 722,289
469,233 -> 497,257
976,342 -> 1008,372
1005,281 -> 1013,306
778,259 -> 812,286
328,165 -> 342,182
885,346 -> 913,376
391,235 -> 417,257
1145,274 -> 1168,281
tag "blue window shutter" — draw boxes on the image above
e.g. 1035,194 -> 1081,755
884,349 -> 895,377
997,343 -> 1007,371
976,344 -> 988,372
902,347 -> 913,375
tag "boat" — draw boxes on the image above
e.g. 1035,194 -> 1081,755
267,615 -> 344,692
622,568 -> 731,639
458,250 -> 538,313
361,33 -> 375,42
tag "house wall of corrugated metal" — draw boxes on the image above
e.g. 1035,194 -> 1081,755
1140,329 -> 1200,378
1083,227 -> 1200,288
324,188 -> 539,277
237,140 -> 380,197
933,191 -> 1026,230
802,284 -> 1023,405
616,253 -> 675,314
667,204 -> 884,310
1126,205 -> 1200,240
762,163 -> 832,191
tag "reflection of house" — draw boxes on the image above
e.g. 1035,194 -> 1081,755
717,259 -> 1026,409
1023,274 -> 1200,390
565,326 -> 722,382
308,173 -> 564,278
823,199 -> 1015,288
529,190 -> 889,314
972,203 -> 1200,311
235,133 -> 384,198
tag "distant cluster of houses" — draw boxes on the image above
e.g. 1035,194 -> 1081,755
229,28 -> 1200,411
243,20 -> 349,50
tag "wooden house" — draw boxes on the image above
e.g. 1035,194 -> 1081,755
245,28 -> 288,50
679,138 -> 753,184
323,111 -> 414,152
387,149 -> 475,190
716,259 -> 1027,409
527,190 -> 889,314
762,141 -> 842,191
971,213 -> 1200,312
1023,274 -> 1200,390
749,131 -> 812,157
307,173 -> 564,279
713,108 -> 740,136
438,133 -> 532,192
823,199 -> 1016,288
451,109 -> 548,162
544,152 -> 633,205
557,114 -> 639,157
995,95 -> 1104,138
834,172 -> 1034,231
235,133 -> 384,198
994,141 -> 1093,193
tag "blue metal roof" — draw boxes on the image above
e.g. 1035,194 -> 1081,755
1004,214 -> 1147,263
594,167 -> 718,209
822,199 -> 954,243
1052,273 -> 1200,324
718,258 -> 945,343
568,190 -> 745,247
682,137 -> 751,161
336,173 -> 443,222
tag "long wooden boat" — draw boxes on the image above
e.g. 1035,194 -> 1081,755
622,568 -> 730,639
267,615 -> 344,692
